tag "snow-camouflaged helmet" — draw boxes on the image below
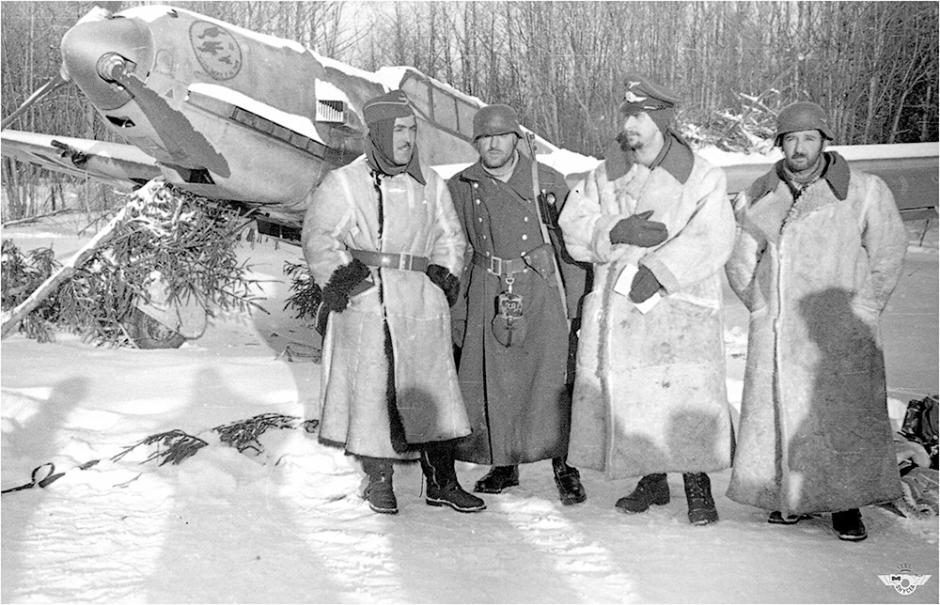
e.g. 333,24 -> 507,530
774,102 -> 835,146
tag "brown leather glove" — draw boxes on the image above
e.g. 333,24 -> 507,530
609,210 -> 668,247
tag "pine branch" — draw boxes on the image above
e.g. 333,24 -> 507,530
111,430 -> 209,466
213,413 -> 318,455
1,181 -> 262,346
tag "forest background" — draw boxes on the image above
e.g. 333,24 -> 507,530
2,0 -> 938,219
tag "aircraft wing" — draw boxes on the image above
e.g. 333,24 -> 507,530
1,130 -> 161,190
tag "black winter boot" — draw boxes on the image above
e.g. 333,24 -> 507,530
615,473 -> 669,513
474,465 -> 520,493
421,445 -> 486,513
552,458 -> 587,505
360,457 -> 398,514
683,472 -> 718,526
832,508 -> 867,541
768,511 -> 813,525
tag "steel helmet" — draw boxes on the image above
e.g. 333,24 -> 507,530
473,104 -> 522,140
775,102 -> 834,146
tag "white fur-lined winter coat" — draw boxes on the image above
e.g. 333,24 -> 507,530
725,152 -> 906,515
302,155 -> 470,459
558,139 -> 736,479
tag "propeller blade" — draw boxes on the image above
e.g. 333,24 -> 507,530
105,61 -> 230,178
1,75 -> 69,130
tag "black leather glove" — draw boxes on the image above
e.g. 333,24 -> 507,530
609,210 -> 668,247
321,258 -> 371,313
426,264 -> 460,307
629,265 -> 662,303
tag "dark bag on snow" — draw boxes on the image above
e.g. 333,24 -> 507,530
900,394 -> 939,470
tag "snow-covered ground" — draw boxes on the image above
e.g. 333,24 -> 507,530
2,212 -> 938,604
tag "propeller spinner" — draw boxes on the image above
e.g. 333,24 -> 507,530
58,7 -> 229,177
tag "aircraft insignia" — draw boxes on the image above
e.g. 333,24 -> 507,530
189,21 -> 242,80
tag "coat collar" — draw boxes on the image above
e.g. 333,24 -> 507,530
747,151 -> 850,203
604,128 -> 694,184
458,152 -> 535,200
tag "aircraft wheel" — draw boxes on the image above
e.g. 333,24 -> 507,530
126,308 -> 186,349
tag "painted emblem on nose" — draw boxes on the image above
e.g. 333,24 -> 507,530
189,21 -> 242,81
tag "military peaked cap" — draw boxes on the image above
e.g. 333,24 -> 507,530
619,74 -> 681,116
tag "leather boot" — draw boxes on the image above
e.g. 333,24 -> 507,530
474,465 -> 520,493
683,472 -> 718,525
832,508 -> 867,541
552,457 -> 587,505
360,457 -> 398,515
768,511 -> 813,525
420,444 -> 486,513
615,473 -> 669,513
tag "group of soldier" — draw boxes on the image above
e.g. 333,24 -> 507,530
301,74 -> 908,542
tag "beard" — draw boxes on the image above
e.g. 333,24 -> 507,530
482,151 -> 511,169
618,131 -> 643,151
479,143 -> 517,170
785,150 -> 821,173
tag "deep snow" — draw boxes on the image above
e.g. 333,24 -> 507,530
1,210 -> 938,604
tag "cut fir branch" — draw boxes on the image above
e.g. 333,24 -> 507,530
213,413 -> 315,456
1,181 -> 263,345
111,429 -> 210,466
283,260 -> 322,321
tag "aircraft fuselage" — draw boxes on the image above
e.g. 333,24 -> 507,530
60,5 -> 384,226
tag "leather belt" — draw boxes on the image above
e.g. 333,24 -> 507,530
472,251 -> 529,276
350,249 -> 429,272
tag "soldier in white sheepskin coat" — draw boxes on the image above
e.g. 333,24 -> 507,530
302,90 -> 484,516
559,75 -> 736,526
725,101 -> 907,541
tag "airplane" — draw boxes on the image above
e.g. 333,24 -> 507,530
2,4 -> 937,348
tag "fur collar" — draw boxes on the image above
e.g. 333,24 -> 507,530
604,129 -> 694,184
747,151 -> 851,204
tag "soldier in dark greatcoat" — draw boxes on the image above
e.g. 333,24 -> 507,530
448,104 -> 588,505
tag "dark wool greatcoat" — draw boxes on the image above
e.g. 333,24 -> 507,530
559,138 -> 736,479
302,155 -> 470,460
448,154 -> 586,465
725,152 -> 906,515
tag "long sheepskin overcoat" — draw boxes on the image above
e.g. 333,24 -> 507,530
447,155 -> 583,465
558,139 -> 736,479
725,152 -> 907,515
302,155 -> 470,460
